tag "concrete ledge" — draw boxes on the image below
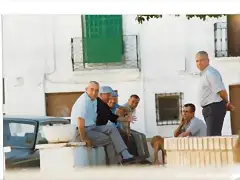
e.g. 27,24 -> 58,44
164,136 -> 239,167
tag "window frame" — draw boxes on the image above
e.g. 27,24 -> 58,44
155,92 -> 183,126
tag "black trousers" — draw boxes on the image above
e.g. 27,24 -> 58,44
202,101 -> 226,136
117,128 -> 138,156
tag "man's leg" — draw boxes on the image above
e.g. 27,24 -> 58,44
94,125 -> 136,162
202,101 -> 226,136
131,129 -> 150,158
85,127 -> 121,165
131,130 -> 145,157
211,101 -> 226,135
118,128 -> 138,156
202,105 -> 215,136
94,125 -> 127,154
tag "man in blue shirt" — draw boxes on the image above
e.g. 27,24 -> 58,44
108,91 -> 121,114
71,81 -> 135,165
107,91 -> 121,128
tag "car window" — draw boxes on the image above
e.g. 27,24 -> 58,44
36,121 -> 69,144
3,120 -> 36,148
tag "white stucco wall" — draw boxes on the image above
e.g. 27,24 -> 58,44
3,15 -> 240,137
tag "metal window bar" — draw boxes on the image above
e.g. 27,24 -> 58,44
214,22 -> 228,57
71,35 -> 140,71
155,92 -> 183,126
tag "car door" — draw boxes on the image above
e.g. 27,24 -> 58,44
4,119 -> 39,169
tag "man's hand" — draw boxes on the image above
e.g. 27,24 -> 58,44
226,102 -> 235,111
127,115 -> 137,123
179,117 -> 186,126
82,139 -> 92,147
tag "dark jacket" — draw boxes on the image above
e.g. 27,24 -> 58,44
96,97 -> 119,126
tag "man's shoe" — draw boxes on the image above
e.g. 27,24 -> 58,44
121,157 -> 143,165
121,157 -> 135,164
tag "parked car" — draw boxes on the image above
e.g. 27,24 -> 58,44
3,115 -> 70,169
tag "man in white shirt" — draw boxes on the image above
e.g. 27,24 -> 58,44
70,81 -> 135,165
196,51 -> 235,136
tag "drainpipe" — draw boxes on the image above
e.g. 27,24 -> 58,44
45,15 -> 56,76
42,15 -> 56,115
138,32 -> 148,136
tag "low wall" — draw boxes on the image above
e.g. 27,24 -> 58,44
164,136 -> 239,167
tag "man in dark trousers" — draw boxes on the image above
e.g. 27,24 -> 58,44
196,51 -> 235,136
96,86 -> 151,164
95,86 -> 139,164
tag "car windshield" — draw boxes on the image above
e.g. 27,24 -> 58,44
36,121 -> 69,144
3,120 -> 36,148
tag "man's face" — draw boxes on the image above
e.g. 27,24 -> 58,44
182,106 -> 194,121
128,97 -> 140,110
107,96 -> 117,108
195,54 -> 209,71
86,83 -> 99,100
100,93 -> 112,103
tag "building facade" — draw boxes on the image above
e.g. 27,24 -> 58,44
2,15 -> 240,137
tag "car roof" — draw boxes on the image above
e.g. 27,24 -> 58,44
3,115 -> 69,123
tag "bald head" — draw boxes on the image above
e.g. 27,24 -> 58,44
86,81 -> 99,100
195,51 -> 210,71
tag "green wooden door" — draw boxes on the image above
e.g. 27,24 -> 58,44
82,15 -> 123,63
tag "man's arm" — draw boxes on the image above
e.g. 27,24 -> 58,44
207,73 -> 228,102
174,118 -> 186,137
108,109 -> 119,123
207,73 -> 235,111
180,119 -> 200,137
178,131 -> 190,137
174,124 -> 184,137
72,99 -> 91,143
208,73 -> 236,111
77,117 -> 86,141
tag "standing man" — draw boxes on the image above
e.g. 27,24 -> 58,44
70,81 -> 135,165
123,95 -> 150,160
196,51 -> 235,136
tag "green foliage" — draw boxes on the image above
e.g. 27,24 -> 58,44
136,14 -> 225,24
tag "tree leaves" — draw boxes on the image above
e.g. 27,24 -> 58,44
136,14 -> 225,24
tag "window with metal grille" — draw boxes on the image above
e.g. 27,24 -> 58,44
155,92 -> 183,126
214,22 -> 228,57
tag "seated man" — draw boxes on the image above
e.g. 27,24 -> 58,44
70,81 -> 134,165
108,91 -> 121,114
96,86 -> 140,161
107,91 -> 121,128
122,95 -> 150,160
174,103 -> 207,137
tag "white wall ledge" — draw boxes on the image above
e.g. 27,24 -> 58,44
214,56 -> 240,62
72,68 -> 140,76
178,70 -> 200,76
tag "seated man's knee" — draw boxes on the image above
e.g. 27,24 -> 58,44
106,124 -> 118,131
